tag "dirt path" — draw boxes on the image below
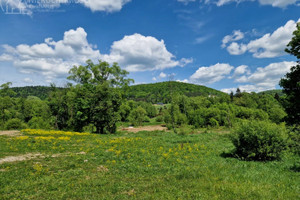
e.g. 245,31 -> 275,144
121,125 -> 167,133
0,153 -> 43,164
0,130 -> 21,137
0,152 -> 86,165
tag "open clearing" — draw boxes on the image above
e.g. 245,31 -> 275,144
0,129 -> 299,199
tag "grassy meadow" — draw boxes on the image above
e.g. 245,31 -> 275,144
0,129 -> 299,199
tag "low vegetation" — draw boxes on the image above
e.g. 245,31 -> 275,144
0,129 -> 299,199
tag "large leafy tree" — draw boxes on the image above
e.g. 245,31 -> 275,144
280,22 -> 300,125
67,60 -> 133,134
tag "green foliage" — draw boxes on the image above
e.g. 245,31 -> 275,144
11,86 -> 61,100
127,81 -> 226,103
258,89 -> 284,97
287,125 -> 300,156
129,106 -> 147,126
285,22 -> 300,59
28,117 -> 51,129
280,22 -> 300,125
66,60 -> 133,134
279,65 -> 300,125
0,82 -> 16,97
5,118 -> 27,130
232,120 -> 288,161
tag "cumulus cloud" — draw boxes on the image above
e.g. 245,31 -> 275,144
226,42 -> 247,55
159,72 -> 167,78
102,33 -> 192,72
229,65 -> 251,79
245,61 -> 296,87
176,79 -> 189,83
0,27 -> 101,80
0,54 -> 13,61
224,19 -> 299,58
190,63 -> 234,84
78,0 -> 131,12
222,61 -> 297,93
222,30 -> 244,48
0,28 -> 188,82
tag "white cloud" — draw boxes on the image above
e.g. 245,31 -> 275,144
226,42 -> 247,55
246,61 -> 296,88
222,30 -> 244,48
102,33 -> 191,72
0,27 -> 100,81
0,54 -> 13,61
233,65 -> 250,76
0,28 -> 189,82
190,63 -> 234,84
24,77 -> 33,83
177,0 -> 196,4
258,0 -> 299,8
176,79 -> 189,83
214,0 -> 299,8
221,87 -> 236,94
223,61 -> 297,93
224,19 -> 299,58
0,0 -> 131,15
78,0 -> 131,12
152,77 -> 157,81
159,72 -> 167,78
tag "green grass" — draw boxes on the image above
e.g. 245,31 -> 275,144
0,129 -> 299,199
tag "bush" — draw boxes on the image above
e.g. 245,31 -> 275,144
155,115 -> 164,122
177,126 -> 193,136
287,125 -> 300,156
28,117 -> 51,129
5,118 -> 27,130
129,106 -> 147,126
232,120 -> 288,161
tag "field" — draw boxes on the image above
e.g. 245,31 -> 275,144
0,129 -> 299,199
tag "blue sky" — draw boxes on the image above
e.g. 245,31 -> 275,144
0,0 -> 299,93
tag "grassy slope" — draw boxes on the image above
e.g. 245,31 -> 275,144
0,129 -> 298,199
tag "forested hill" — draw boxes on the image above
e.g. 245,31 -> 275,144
127,81 -> 226,103
11,86 -> 63,100
9,82 -> 226,102
258,89 -> 284,97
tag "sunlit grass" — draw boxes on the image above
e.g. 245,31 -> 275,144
0,129 -> 299,199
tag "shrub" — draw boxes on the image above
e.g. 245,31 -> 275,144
177,126 -> 193,136
129,106 -> 147,126
209,118 -> 219,127
28,117 -> 51,129
5,118 -> 27,130
155,115 -> 164,122
287,125 -> 300,156
232,120 -> 288,161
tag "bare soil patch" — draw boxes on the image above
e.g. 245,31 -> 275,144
0,153 -> 43,164
121,125 -> 167,133
0,130 -> 21,137
0,152 -> 87,165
